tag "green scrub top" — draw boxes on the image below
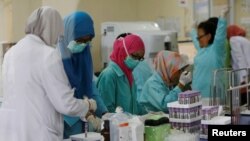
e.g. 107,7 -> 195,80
97,61 -> 143,115
139,72 -> 182,113
191,18 -> 227,98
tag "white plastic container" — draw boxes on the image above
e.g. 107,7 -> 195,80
129,116 -> 144,141
70,132 -> 103,141
110,111 -> 130,141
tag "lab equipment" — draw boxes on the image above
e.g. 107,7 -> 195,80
69,132 -> 103,141
166,129 -> 199,141
129,116 -> 144,141
84,120 -> 88,138
101,21 -> 178,69
200,116 -> 231,139
201,106 -> 219,120
170,121 -> 201,133
101,120 -> 110,141
168,101 -> 202,122
210,68 -> 232,107
210,68 -> 250,124
167,90 -> 202,133
178,90 -> 201,105
109,108 -> 130,141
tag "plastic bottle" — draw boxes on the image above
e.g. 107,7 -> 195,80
101,120 -> 110,141
110,107 -> 130,141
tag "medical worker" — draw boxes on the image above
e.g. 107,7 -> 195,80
97,34 -> 145,115
207,17 -> 231,68
58,11 -> 107,137
132,60 -> 152,114
138,50 -> 191,113
113,33 -> 152,115
227,25 -> 249,79
227,25 -> 247,83
190,8 -> 228,105
227,25 -> 249,105
0,6 -> 96,141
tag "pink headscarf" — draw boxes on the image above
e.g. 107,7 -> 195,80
154,50 -> 188,85
110,34 -> 145,86
227,25 -> 246,39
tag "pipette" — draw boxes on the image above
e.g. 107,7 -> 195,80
83,118 -> 88,138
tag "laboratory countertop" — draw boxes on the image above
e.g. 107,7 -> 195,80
63,115 -> 250,141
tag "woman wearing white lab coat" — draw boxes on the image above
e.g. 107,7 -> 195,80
227,25 -> 250,105
227,25 -> 250,83
0,6 -> 95,141
230,36 -> 250,81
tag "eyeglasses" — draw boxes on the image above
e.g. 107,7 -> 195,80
196,34 -> 207,40
130,54 -> 144,61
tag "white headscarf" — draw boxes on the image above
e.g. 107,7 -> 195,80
25,6 -> 64,46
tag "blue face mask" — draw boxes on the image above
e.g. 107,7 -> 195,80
67,40 -> 90,53
124,56 -> 139,69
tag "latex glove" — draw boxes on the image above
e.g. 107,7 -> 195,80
87,115 -> 102,132
83,97 -> 97,112
220,7 -> 229,18
179,71 -> 192,86
88,99 -> 97,111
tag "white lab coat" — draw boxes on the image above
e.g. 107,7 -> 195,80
0,34 -> 89,141
230,36 -> 250,82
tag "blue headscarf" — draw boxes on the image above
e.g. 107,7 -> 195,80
58,11 -> 95,99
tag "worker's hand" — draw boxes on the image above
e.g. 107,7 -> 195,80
88,99 -> 97,112
220,7 -> 229,18
83,98 -> 97,112
87,115 -> 102,132
179,71 -> 192,86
